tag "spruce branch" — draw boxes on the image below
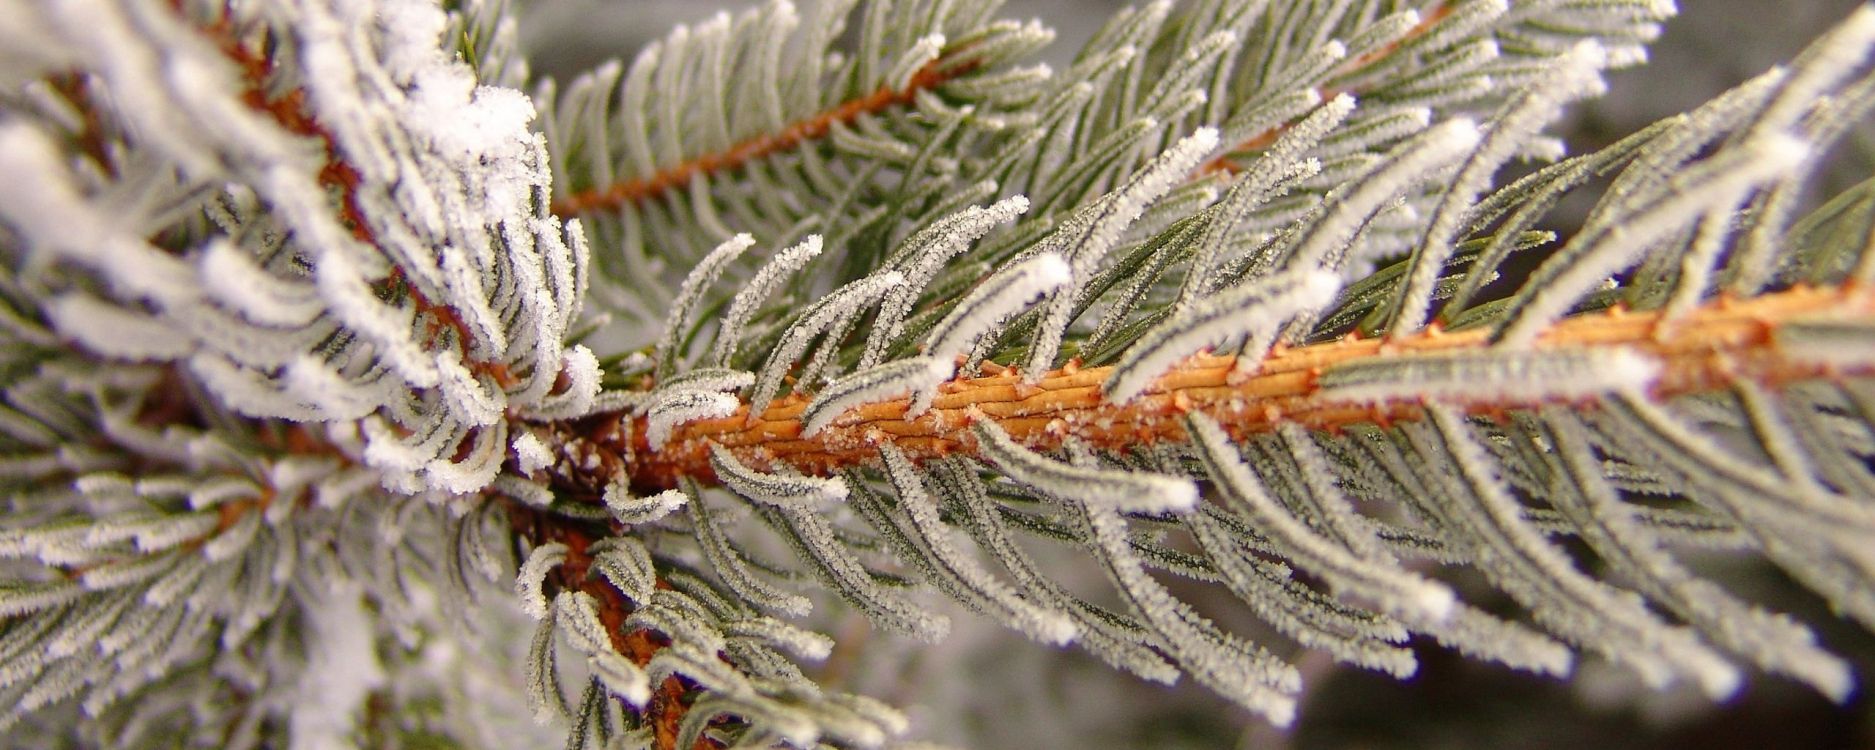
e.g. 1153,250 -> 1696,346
7,0 -> 1875,747
599,282 -> 1875,490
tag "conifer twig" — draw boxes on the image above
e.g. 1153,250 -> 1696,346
178,0 -> 515,386
606,284 -> 1875,491
512,506 -> 716,750
1202,2 -> 1456,175
549,54 -> 980,217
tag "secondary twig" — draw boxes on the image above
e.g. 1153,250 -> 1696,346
550,55 -> 979,217
510,504 -> 721,750
1202,2 -> 1456,175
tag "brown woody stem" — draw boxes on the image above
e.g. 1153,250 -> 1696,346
1202,2 -> 1456,175
617,284 -> 1875,490
550,55 -> 979,217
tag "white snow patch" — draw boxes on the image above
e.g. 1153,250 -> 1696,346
289,580 -> 386,750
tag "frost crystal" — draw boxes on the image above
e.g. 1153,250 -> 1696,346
1106,267 -> 1340,404
710,445 -> 849,509
802,356 -> 954,436
647,390 -> 742,451
923,252 -> 1071,363
1317,348 -> 1662,405
972,418 -> 1198,514
516,542 -> 569,620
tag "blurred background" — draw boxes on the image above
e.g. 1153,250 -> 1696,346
514,2 -> 1875,747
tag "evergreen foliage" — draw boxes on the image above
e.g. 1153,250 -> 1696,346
2,0 -> 1874,746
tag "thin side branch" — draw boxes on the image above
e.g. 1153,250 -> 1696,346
549,55 -> 980,216
1202,2 -> 1456,175
511,505 -> 714,749
615,284 -> 1875,490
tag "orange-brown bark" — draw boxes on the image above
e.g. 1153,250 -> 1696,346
621,284 -> 1875,490
510,503 -> 720,750
550,57 -> 978,217
1202,2 -> 1456,175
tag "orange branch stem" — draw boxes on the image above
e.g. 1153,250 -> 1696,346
1202,2 -> 1456,175
619,285 -> 1875,490
510,501 -> 718,750
550,56 -> 979,217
